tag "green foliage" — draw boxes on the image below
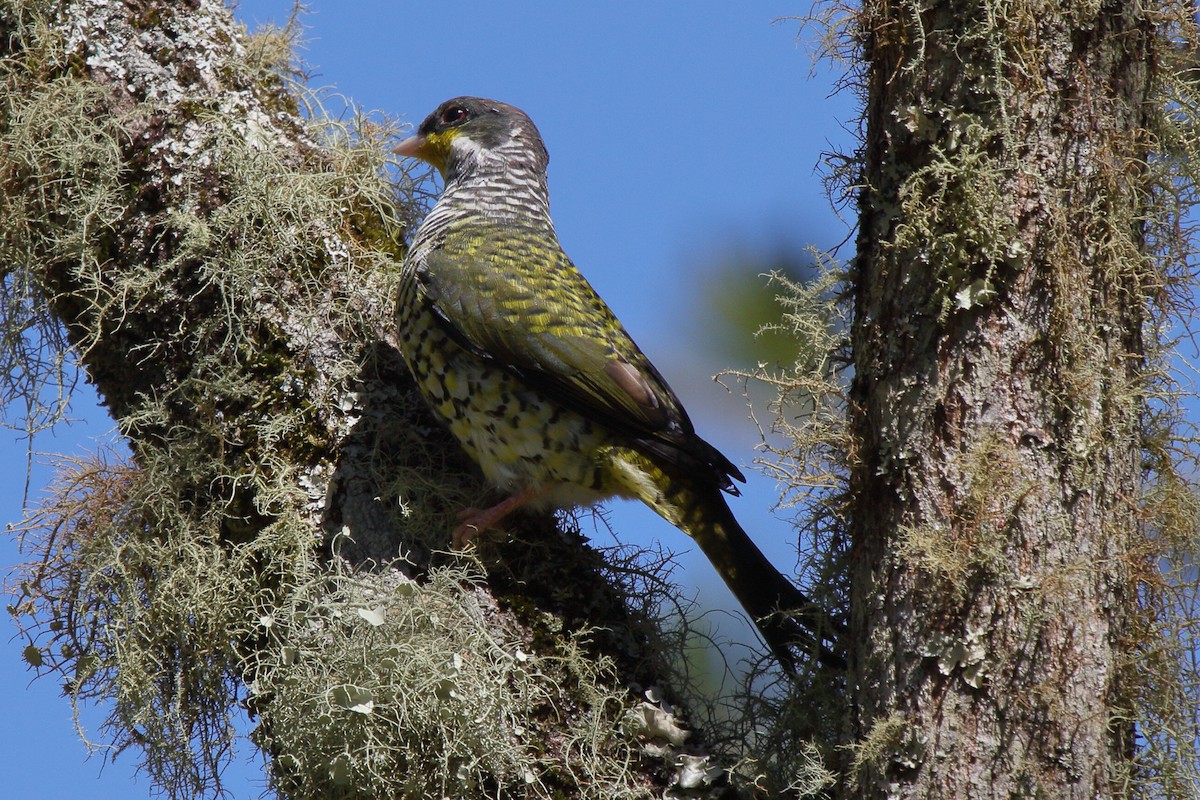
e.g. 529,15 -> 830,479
698,245 -> 821,368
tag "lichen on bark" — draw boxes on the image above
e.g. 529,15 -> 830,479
843,0 -> 1199,797
0,2 -> 724,797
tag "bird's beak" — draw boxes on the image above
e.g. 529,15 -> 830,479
393,134 -> 425,158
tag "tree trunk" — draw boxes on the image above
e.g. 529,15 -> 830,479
846,1 -> 1150,796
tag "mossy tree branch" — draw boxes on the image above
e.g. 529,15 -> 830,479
0,2 -> 741,797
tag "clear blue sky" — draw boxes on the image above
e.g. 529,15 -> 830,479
1,2 -> 856,796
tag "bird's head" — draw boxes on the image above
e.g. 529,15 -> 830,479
394,97 -> 549,181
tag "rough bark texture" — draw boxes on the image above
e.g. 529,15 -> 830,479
846,1 -> 1150,797
0,1 -> 719,797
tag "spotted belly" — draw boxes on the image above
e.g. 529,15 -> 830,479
399,309 -> 633,511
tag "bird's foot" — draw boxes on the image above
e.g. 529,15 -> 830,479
450,485 -> 551,549
451,507 -> 490,549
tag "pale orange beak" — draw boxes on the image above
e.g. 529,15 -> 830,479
392,135 -> 425,158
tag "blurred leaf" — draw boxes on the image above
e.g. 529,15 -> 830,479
697,244 -> 820,367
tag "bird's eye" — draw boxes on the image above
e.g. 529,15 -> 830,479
440,105 -> 468,125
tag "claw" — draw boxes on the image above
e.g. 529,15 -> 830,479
448,485 -> 553,549
451,511 -> 487,549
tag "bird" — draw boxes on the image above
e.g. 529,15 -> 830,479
392,96 -> 841,672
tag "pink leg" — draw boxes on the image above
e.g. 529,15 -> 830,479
452,485 -> 553,548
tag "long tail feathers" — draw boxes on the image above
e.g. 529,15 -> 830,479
680,489 -> 845,673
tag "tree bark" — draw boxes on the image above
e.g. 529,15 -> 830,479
0,2 -> 715,797
846,1 -> 1150,797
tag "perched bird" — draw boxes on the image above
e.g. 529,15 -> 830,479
393,97 -> 840,671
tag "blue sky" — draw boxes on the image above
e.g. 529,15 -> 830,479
0,2 -> 856,796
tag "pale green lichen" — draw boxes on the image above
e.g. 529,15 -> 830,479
1,4 -> 699,798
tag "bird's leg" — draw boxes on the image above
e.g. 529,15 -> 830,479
452,484 -> 554,548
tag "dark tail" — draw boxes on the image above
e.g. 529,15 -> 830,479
680,488 -> 845,673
